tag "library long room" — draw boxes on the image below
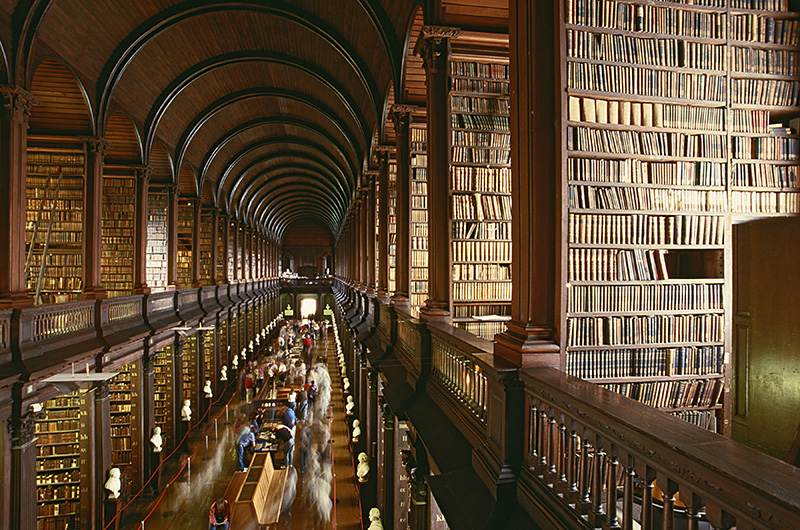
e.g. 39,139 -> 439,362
0,1 -> 799,530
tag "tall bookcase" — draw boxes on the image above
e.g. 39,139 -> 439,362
388,158 -> 397,295
448,58 -> 513,340
228,220 -> 236,280
102,174 -> 135,297
25,144 -> 85,305
217,218 -> 226,283
200,209 -> 213,285
176,199 -> 193,289
146,191 -> 169,291
153,345 -> 174,451
220,318 -> 229,369
110,361 -> 142,493
182,335 -> 198,418
410,123 -> 429,314
203,327 -> 216,388
35,391 -> 90,530
231,313 -> 239,361
561,0 -> 800,434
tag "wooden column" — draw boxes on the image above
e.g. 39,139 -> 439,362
10,390 -> 38,530
381,406 -> 396,525
82,137 -> 111,299
418,28 -> 458,321
0,87 -> 39,307
390,106 -> 413,302
240,224 -> 247,282
192,198 -> 202,287
141,348 -> 158,492
210,208 -> 219,285
493,0 -> 560,368
95,382 -> 112,527
366,175 -> 377,293
133,167 -> 153,293
377,150 -> 390,296
250,229 -> 256,280
359,196 -> 367,289
221,213 -> 230,284
167,185 -> 180,289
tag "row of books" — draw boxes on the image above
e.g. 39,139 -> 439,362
450,61 -> 509,79
732,108 -> 770,133
568,157 -> 726,186
601,377 -> 724,409
567,2 -> 727,39
27,188 -> 83,201
566,345 -> 725,379
37,458 -> 78,471
452,241 -> 512,263
451,193 -> 512,221
567,313 -> 724,347
568,213 -> 725,246
567,28 -> 725,70
452,220 -> 511,240
27,208 -> 82,221
27,153 -> 84,165
451,95 -> 510,114
452,263 -> 511,281
731,13 -> 800,46
568,62 -> 726,101
451,146 -> 510,165
35,420 -> 80,432
567,282 -> 724,313
732,162 -> 798,188
452,303 -> 510,319
569,96 -> 725,129
454,321 -> 506,341
452,281 -> 511,301
730,190 -> 800,212
27,276 -> 82,291
411,196 -> 427,209
146,193 -> 169,289
732,46 -> 800,76
568,247 -> 672,281
450,78 -> 510,95
450,166 -> 511,193
567,125 -> 727,158
27,165 -> 84,176
451,131 -> 510,148
730,78 -> 800,107
672,409 -> 718,430
37,471 -> 80,485
411,236 -> 427,250
450,113 -> 510,131
732,135 -> 799,160
568,184 -> 728,212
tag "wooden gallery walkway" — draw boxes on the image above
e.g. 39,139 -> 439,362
118,335 -> 361,530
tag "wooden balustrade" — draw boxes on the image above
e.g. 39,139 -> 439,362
106,297 -> 142,324
430,335 -> 488,424
0,309 -> 10,353
519,367 -> 800,530
31,301 -> 94,342
148,291 -> 174,314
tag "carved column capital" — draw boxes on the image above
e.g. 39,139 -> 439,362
143,349 -> 159,375
134,165 -> 154,182
9,410 -> 41,446
0,85 -> 41,125
80,136 -> 112,159
415,26 -> 459,74
389,105 -> 416,129
94,380 -> 109,400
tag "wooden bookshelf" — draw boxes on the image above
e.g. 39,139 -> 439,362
25,147 -> 85,305
182,335 -> 198,415
448,58 -> 513,340
102,175 -> 135,297
219,318 -> 229,369
176,199 -> 193,289
388,158 -> 397,295
410,123 -> 429,315
228,220 -> 236,280
110,361 -> 142,493
146,191 -> 169,292
153,345 -> 174,451
200,209 -> 213,285
231,313 -> 239,359
560,0 -> 800,433
203,326 -> 216,388
35,391 -> 91,530
217,217 -> 226,283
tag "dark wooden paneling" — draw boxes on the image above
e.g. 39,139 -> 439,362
105,110 -> 141,164
28,59 -> 92,134
149,141 -> 173,184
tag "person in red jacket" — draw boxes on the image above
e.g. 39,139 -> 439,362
208,497 -> 229,530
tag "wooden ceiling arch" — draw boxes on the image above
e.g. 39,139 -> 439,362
242,173 -> 348,227
260,196 -> 341,239
104,110 -> 142,165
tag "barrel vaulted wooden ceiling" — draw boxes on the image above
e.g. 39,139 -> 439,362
0,0 -> 507,241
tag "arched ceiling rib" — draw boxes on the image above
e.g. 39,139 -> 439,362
14,0 -> 437,239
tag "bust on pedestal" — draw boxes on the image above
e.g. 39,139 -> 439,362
148,427 -> 163,495
103,468 -> 123,530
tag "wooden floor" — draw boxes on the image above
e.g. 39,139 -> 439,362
119,334 -> 361,530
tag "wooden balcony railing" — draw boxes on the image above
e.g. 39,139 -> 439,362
106,297 -> 142,324
30,301 -> 94,343
431,334 -> 488,424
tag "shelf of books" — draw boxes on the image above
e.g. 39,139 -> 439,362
220,318 -> 229,368
153,345 -> 174,451
449,58 -> 512,341
237,225 -> 244,280
182,335 -> 198,418
388,158 -> 397,295
217,218 -> 226,283
410,123 -> 429,315
25,146 -> 85,305
560,0 -> 800,433
200,209 -> 213,285
231,313 -> 239,359
203,326 -> 216,388
146,191 -> 169,292
177,199 -> 193,289
110,361 -> 142,493
228,220 -> 236,280
35,391 -> 91,530
376,177 -> 381,290
102,174 -> 135,297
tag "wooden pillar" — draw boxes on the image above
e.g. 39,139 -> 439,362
173,337 -> 186,449
10,389 -> 38,530
192,198 -> 202,288
141,348 -> 158,491
221,213 -> 230,284
0,87 -> 39,307
418,28 -> 457,321
210,208 -> 219,285
167,186 -> 180,289
133,167 -> 153,293
381,406 -> 396,525
231,219 -> 240,282
377,150 -> 390,296
250,229 -> 256,280
493,0 -> 560,367
82,137 -> 111,299
358,197 -> 366,289
240,224 -> 247,282
390,106 -> 414,302
95,382 -> 112,527
366,175 -> 377,293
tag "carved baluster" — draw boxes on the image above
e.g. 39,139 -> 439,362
537,409 -> 548,470
558,418 -> 568,488
580,437 -> 593,513
621,458 -> 635,530
605,452 -> 620,529
683,491 -> 703,530
639,467 -> 656,530
548,413 -> 557,477
567,426 -> 579,498
661,479 -> 678,530
529,403 -> 539,461
589,439 -> 606,527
